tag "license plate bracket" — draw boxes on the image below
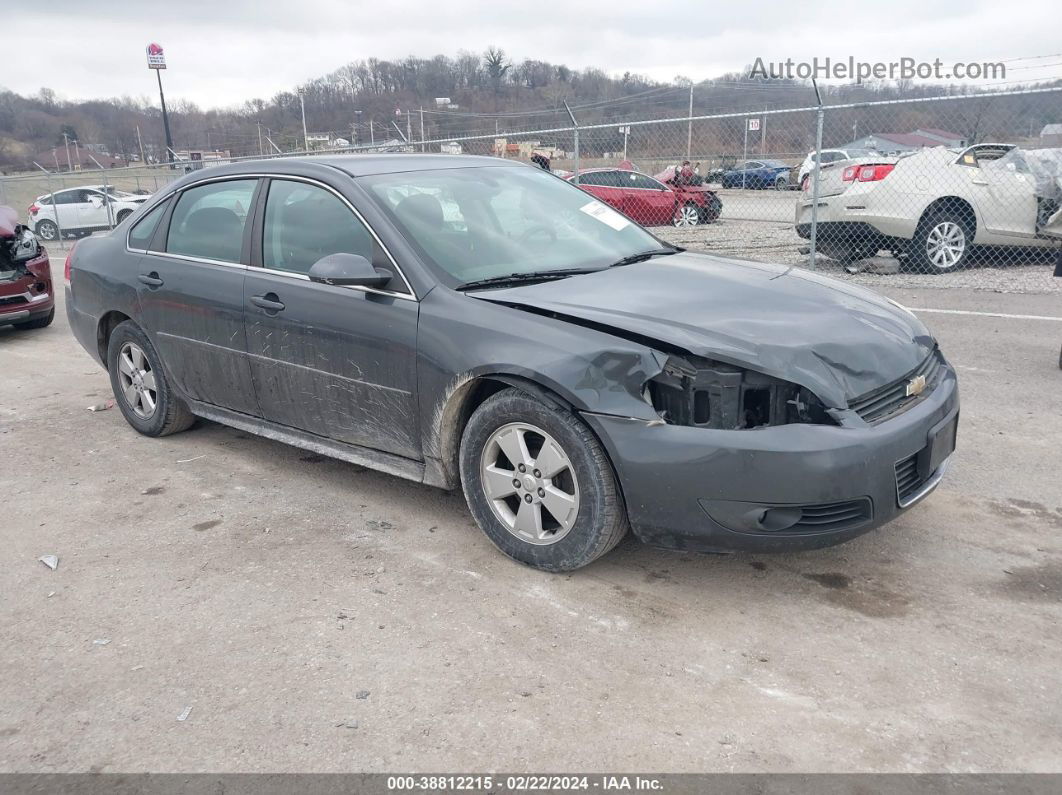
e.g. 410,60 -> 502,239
919,408 -> 958,479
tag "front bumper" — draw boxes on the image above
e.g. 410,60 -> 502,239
582,361 -> 959,553
0,289 -> 53,326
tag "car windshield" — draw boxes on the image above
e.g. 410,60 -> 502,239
361,165 -> 666,286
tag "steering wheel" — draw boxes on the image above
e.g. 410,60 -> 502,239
519,224 -> 557,247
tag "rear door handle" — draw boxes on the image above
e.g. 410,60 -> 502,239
250,293 -> 285,312
138,272 -> 164,287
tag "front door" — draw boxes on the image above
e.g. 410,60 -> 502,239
136,177 -> 261,415
620,172 -> 678,226
243,177 -> 420,459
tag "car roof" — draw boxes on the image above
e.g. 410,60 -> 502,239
259,153 -> 520,177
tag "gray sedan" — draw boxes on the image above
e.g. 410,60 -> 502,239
65,154 -> 958,572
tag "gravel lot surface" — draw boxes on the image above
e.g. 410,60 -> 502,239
1,276 -> 1060,773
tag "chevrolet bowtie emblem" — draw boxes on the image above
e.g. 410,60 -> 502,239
906,374 -> 927,397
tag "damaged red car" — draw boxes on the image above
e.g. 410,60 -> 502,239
0,207 -> 54,331
565,167 -> 722,228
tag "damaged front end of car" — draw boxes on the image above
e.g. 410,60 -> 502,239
645,352 -> 835,430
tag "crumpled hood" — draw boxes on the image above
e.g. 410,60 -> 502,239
474,252 -> 935,409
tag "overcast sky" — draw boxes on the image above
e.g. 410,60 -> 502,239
7,0 -> 1061,108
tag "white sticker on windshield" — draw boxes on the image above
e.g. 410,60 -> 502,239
579,200 -> 630,231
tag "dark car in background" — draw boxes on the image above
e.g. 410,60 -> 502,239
718,159 -> 792,190
0,206 -> 54,330
65,155 -> 958,572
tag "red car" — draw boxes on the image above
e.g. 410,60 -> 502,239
564,166 -> 722,228
0,206 -> 55,331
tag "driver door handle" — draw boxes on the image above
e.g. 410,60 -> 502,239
138,272 -> 164,287
250,293 -> 285,312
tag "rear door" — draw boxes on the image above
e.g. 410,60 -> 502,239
243,176 -> 420,458
573,171 -> 627,212
620,172 -> 678,226
50,189 -> 86,231
135,177 -> 262,415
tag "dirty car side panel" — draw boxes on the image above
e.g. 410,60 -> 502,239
414,287 -> 666,487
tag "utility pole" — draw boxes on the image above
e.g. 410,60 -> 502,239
156,69 -> 174,164
298,89 -> 309,151
73,139 -> 81,170
62,133 -> 72,171
257,121 -> 264,156
761,104 -> 767,155
419,107 -> 425,152
406,111 -> 413,150
686,83 -> 693,161
135,125 -> 146,165
146,44 -> 174,163
370,119 -> 375,146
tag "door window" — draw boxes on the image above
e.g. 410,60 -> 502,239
166,179 -> 257,263
262,180 -> 375,275
628,173 -> 667,190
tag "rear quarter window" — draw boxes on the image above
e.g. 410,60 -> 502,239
127,200 -> 170,250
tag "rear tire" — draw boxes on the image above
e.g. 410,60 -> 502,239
460,388 -> 628,572
106,320 -> 196,437
774,175 -> 789,190
35,220 -> 58,241
13,308 -> 54,330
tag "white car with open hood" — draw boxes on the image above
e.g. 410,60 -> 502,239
29,186 -> 151,241
795,144 -> 1062,273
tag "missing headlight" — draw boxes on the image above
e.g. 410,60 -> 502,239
647,355 -> 833,429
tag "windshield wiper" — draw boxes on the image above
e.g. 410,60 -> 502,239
456,268 -> 601,291
607,247 -> 683,268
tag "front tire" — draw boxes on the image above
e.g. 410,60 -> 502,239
106,321 -> 195,437
774,175 -> 789,190
460,388 -> 628,572
673,201 -> 701,228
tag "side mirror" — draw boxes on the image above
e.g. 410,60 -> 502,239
308,253 -> 392,288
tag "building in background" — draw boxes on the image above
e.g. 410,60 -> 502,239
839,128 -> 965,154
1041,124 -> 1062,146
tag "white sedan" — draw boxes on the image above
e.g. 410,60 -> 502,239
29,186 -> 150,241
795,144 -> 1058,273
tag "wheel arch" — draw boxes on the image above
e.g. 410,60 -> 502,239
426,371 -> 633,504
918,196 -> 978,239
96,310 -> 133,368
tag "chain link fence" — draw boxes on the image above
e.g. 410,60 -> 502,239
3,86 -> 1060,292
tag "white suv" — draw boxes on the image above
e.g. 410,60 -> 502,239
29,186 -> 150,241
797,148 -> 874,188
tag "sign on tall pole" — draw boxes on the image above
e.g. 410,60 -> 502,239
146,43 -> 174,164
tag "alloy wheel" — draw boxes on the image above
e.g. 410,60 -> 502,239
925,221 -> 966,270
673,204 -> 700,227
37,221 -> 57,240
117,342 -> 158,419
479,422 -> 580,545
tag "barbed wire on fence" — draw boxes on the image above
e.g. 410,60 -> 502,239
2,85 -> 1060,289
